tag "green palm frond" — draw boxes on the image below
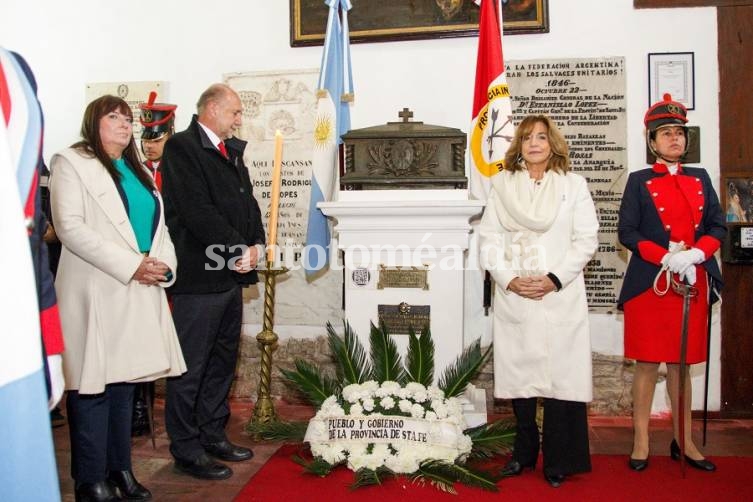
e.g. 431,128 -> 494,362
279,359 -> 339,408
369,322 -> 404,383
409,467 -> 456,494
327,321 -> 371,385
412,460 -> 499,493
465,419 -> 516,460
292,454 -> 336,477
350,466 -> 395,489
438,339 -> 492,398
245,420 -> 308,442
403,325 -> 434,387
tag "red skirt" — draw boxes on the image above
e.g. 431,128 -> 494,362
624,266 -> 709,364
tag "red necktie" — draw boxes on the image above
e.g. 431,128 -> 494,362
145,160 -> 157,177
217,141 -> 228,159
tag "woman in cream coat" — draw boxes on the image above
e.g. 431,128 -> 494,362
51,95 -> 185,502
479,115 -> 598,488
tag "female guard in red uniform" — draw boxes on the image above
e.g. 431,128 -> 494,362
618,94 -> 725,472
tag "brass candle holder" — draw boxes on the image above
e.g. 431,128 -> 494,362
249,262 -> 287,425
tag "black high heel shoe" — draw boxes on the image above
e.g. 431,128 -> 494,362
670,439 -> 716,472
500,459 -> 536,477
107,470 -> 152,500
628,457 -> 649,471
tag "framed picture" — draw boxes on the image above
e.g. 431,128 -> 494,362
722,173 -> 753,264
290,0 -> 549,47
722,174 -> 753,224
647,52 -> 695,110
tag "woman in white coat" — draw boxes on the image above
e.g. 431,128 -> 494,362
51,95 -> 186,502
479,115 -> 598,488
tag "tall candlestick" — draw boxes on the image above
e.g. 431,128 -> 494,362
267,130 -> 283,263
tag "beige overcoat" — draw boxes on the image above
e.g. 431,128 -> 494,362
50,147 -> 186,394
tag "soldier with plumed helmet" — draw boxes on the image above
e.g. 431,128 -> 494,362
139,91 -> 177,190
130,92 -> 177,438
618,93 -> 725,473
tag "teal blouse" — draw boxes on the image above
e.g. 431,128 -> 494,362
113,158 -> 156,252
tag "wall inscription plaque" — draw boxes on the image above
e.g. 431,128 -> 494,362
377,303 -> 430,335
377,265 -> 430,290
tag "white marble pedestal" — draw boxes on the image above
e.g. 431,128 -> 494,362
319,190 -> 487,426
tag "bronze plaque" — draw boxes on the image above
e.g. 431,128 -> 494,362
377,302 -> 430,335
377,265 -> 429,290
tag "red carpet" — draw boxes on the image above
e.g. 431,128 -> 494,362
235,444 -> 753,501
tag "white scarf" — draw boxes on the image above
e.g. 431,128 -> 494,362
490,169 -> 564,274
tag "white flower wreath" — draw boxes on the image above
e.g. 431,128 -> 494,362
272,321 -> 515,493
306,381 -> 473,473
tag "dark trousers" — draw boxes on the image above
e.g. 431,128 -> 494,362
511,397 -> 591,476
165,286 -> 242,461
66,383 -> 135,485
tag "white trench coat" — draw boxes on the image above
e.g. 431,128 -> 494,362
479,170 -> 598,402
50,148 -> 186,394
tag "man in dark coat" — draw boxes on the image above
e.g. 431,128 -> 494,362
161,83 -> 265,480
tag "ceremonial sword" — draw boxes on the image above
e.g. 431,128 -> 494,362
702,298 -> 712,446
672,277 -> 697,478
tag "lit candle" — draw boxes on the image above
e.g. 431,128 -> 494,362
267,129 -> 283,262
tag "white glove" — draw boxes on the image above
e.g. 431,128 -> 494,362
680,265 -> 697,285
667,248 -> 705,275
47,354 -> 65,410
661,241 -> 686,268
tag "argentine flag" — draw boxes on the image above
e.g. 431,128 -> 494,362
304,0 -> 353,278
1,48 -> 61,502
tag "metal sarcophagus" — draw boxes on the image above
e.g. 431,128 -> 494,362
340,108 -> 467,190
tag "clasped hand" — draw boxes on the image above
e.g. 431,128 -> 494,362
508,275 -> 556,300
132,256 -> 170,285
233,245 -> 260,274
663,247 -> 704,285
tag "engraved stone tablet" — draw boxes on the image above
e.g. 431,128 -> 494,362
377,302 -> 430,335
377,265 -> 429,290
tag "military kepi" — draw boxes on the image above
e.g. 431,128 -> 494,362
644,93 -> 688,132
139,91 -> 177,140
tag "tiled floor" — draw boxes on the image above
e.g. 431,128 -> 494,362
52,399 -> 753,501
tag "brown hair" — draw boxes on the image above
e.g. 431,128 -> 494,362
503,115 -> 570,174
72,95 -> 154,189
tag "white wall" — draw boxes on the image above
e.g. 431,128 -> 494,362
2,0 -> 721,412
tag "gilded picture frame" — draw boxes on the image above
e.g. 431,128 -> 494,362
290,0 -> 549,47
